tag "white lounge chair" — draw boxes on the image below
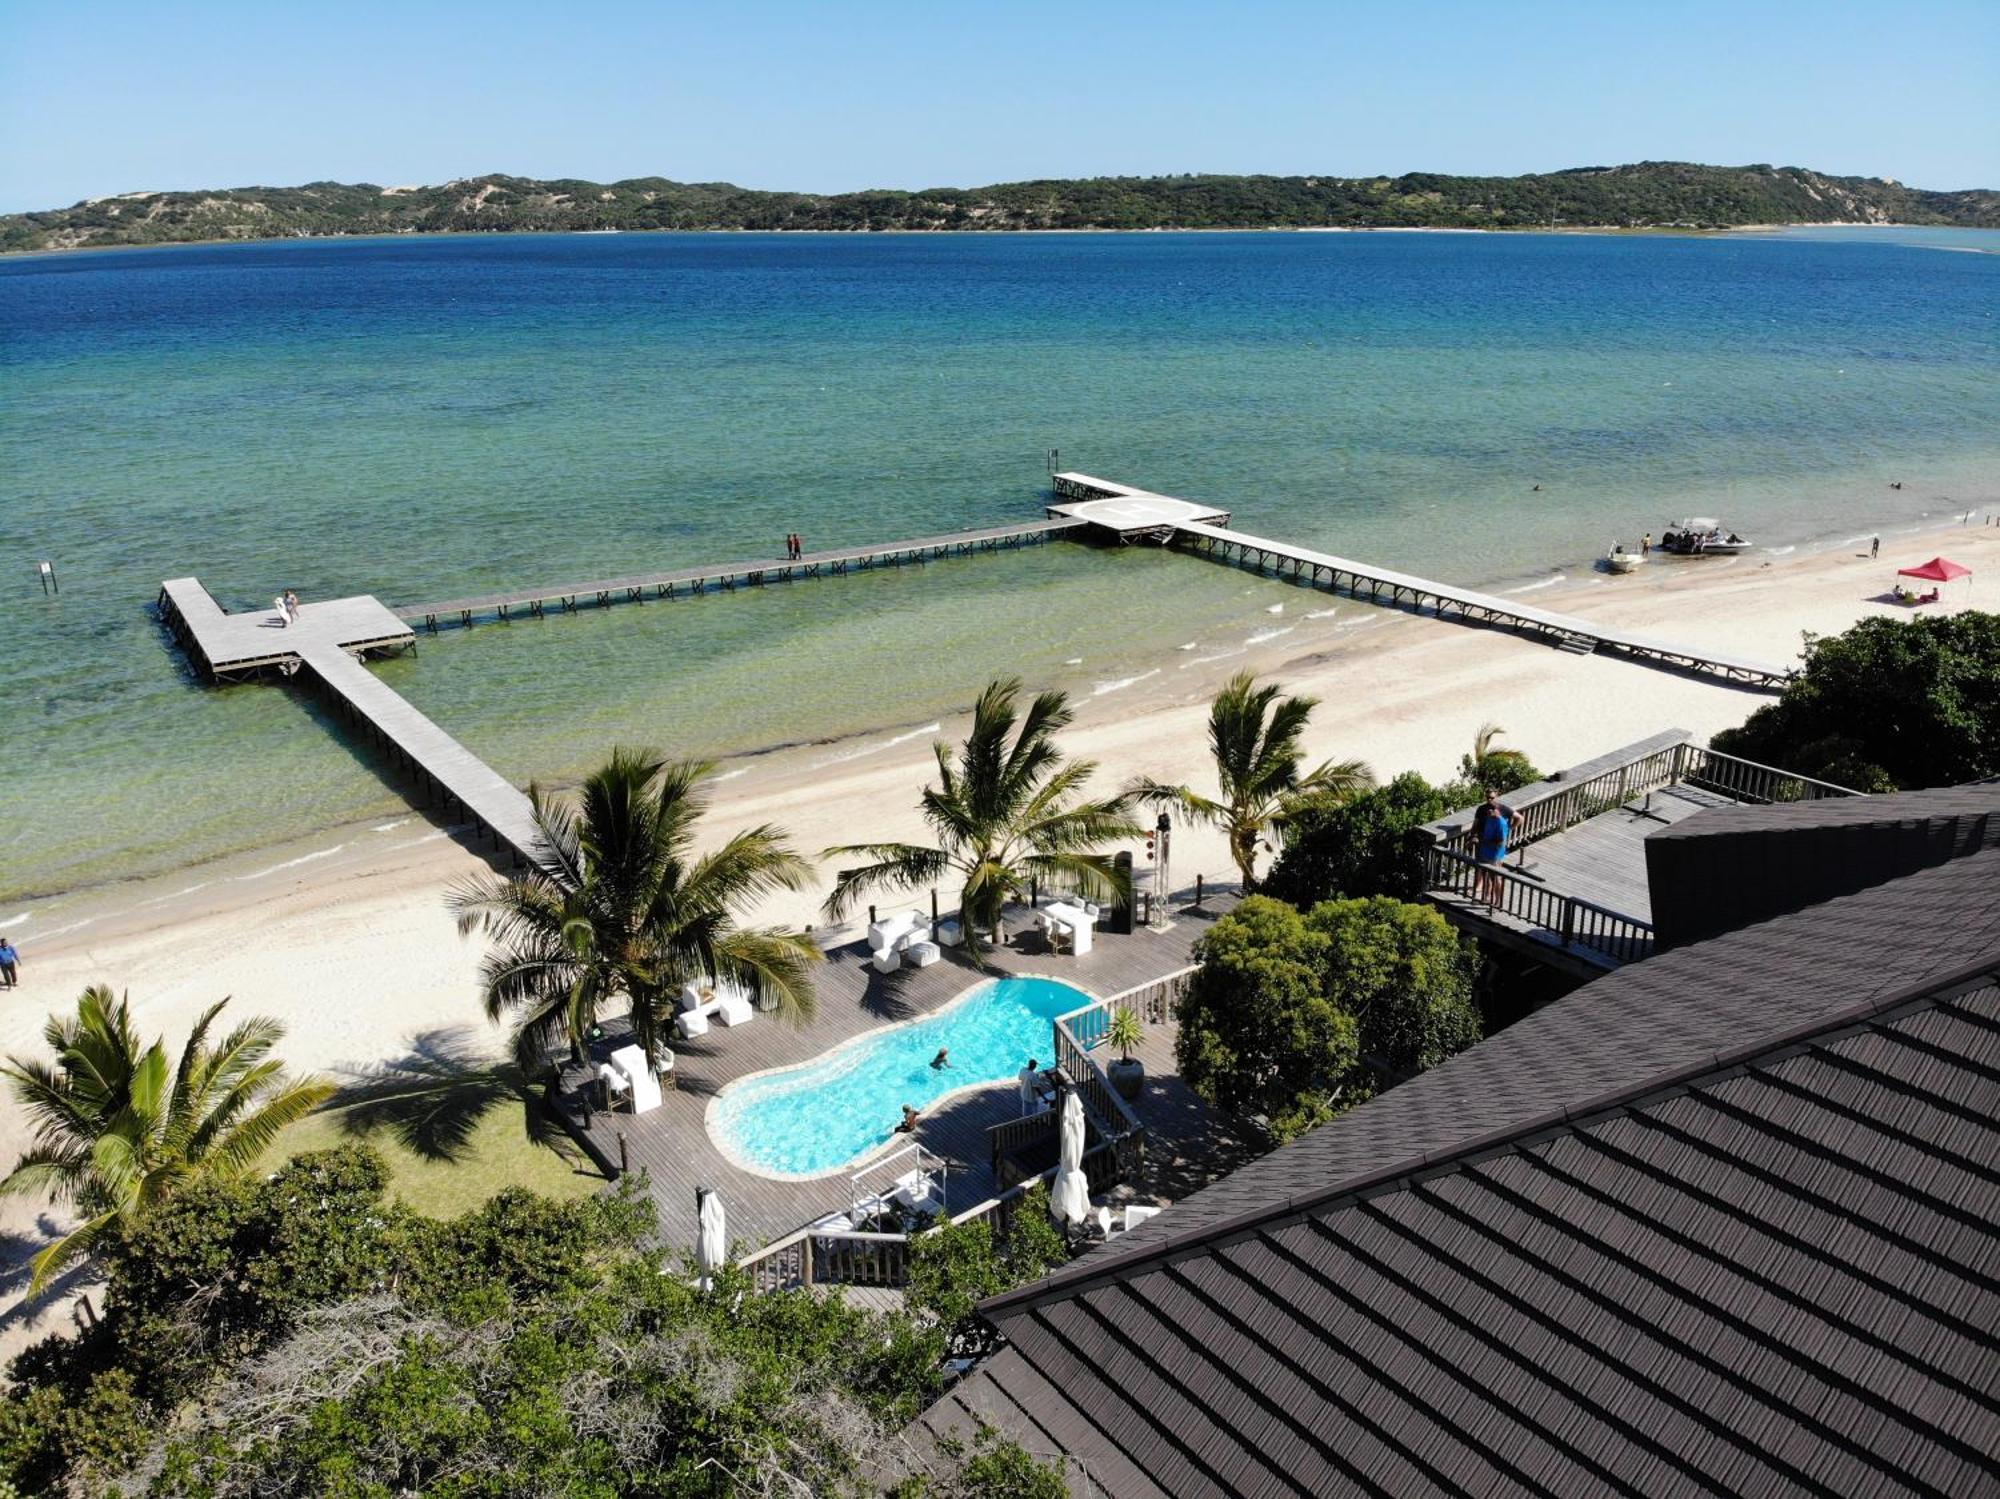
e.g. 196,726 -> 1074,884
598,1062 -> 631,1109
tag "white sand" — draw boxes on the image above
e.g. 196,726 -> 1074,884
1,518 -> 1993,1350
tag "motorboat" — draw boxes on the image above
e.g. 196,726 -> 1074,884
1658,518 -> 1752,556
1606,543 -> 1645,574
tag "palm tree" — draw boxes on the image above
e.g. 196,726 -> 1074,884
823,678 -> 1142,957
450,748 -> 821,1070
1460,721 -> 1538,792
1132,670 -> 1373,890
0,986 -> 332,1296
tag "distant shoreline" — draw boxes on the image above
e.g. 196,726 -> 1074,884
0,219 -> 1955,260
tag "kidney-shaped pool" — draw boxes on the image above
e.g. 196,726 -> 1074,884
707,975 -> 1095,1178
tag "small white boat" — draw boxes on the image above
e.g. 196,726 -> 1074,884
1607,544 -> 1645,574
1659,518 -> 1752,556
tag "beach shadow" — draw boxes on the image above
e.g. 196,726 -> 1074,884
0,1222 -> 105,1344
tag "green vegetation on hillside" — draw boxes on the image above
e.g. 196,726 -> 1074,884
8,161 -> 1995,253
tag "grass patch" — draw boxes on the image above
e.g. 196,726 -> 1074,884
259,1029 -> 611,1217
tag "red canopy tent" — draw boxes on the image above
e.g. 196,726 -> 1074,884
1897,557 -> 1972,583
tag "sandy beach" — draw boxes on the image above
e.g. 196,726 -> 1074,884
1,514 -> 1993,1350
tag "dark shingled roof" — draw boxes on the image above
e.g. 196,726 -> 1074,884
1646,783 -> 2000,949
914,848 -> 2000,1498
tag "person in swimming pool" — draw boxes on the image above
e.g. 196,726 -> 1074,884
930,1047 -> 950,1070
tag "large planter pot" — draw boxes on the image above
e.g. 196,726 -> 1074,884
1107,1056 -> 1145,1102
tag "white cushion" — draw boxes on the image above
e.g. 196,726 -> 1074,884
716,992 -> 754,1025
904,940 -> 941,968
935,919 -> 963,947
869,946 -> 899,974
676,1009 -> 710,1039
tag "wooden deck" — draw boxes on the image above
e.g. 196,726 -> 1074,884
157,577 -> 414,681
1426,784 -> 1735,974
550,894 -> 1244,1261
394,517 -> 1088,630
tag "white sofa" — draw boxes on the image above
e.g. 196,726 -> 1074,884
676,978 -> 754,1038
868,909 -> 930,954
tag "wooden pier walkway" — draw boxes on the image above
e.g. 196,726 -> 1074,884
155,578 -> 542,866
394,517 -> 1085,631
298,643 -> 543,867
1050,473 -> 1792,688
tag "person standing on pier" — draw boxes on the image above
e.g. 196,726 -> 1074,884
284,589 -> 301,624
0,936 -> 19,989
794,533 -> 806,559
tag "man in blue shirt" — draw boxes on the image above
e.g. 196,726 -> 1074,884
1471,788 -> 1512,906
0,937 -> 18,989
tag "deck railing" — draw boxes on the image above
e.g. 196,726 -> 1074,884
1431,735 -> 1859,858
737,1139 -> 1124,1294
1674,743 -> 1858,806
1424,846 -> 1655,968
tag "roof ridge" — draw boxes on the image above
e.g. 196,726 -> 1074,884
980,951 -> 2000,1323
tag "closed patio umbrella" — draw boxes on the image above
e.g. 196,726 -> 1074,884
696,1186 -> 728,1292
1050,1089 -> 1091,1227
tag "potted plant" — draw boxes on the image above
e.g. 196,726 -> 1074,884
1105,1006 -> 1145,1101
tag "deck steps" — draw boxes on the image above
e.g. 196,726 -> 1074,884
1558,634 -> 1598,656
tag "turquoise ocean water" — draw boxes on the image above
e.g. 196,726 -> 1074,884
1,226 -> 1996,903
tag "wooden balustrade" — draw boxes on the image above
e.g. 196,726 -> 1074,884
1426,847 -> 1655,967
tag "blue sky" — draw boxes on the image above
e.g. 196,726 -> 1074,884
2,0 -> 1995,212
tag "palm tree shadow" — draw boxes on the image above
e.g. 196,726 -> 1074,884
333,1026 -> 536,1164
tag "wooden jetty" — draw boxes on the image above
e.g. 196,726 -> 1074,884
157,577 -> 415,683
156,578 -> 541,866
395,517 -> 1085,631
300,642 -> 543,865
1050,473 -> 1793,688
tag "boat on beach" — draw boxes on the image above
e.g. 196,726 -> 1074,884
1607,543 -> 1646,573
1659,518 -> 1753,556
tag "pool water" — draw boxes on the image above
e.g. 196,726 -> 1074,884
708,976 -> 1093,1178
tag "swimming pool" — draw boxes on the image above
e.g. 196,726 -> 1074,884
708,975 -> 1094,1178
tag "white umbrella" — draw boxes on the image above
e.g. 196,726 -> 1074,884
1050,1089 -> 1091,1227
696,1187 -> 728,1291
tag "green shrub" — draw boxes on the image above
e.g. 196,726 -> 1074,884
1712,612 -> 1999,789
1265,772 -> 1478,907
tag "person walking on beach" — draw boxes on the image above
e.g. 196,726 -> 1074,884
1641,533 -> 1652,556
0,937 -> 19,989
1871,537 -> 1881,559
1470,788 -> 1511,907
